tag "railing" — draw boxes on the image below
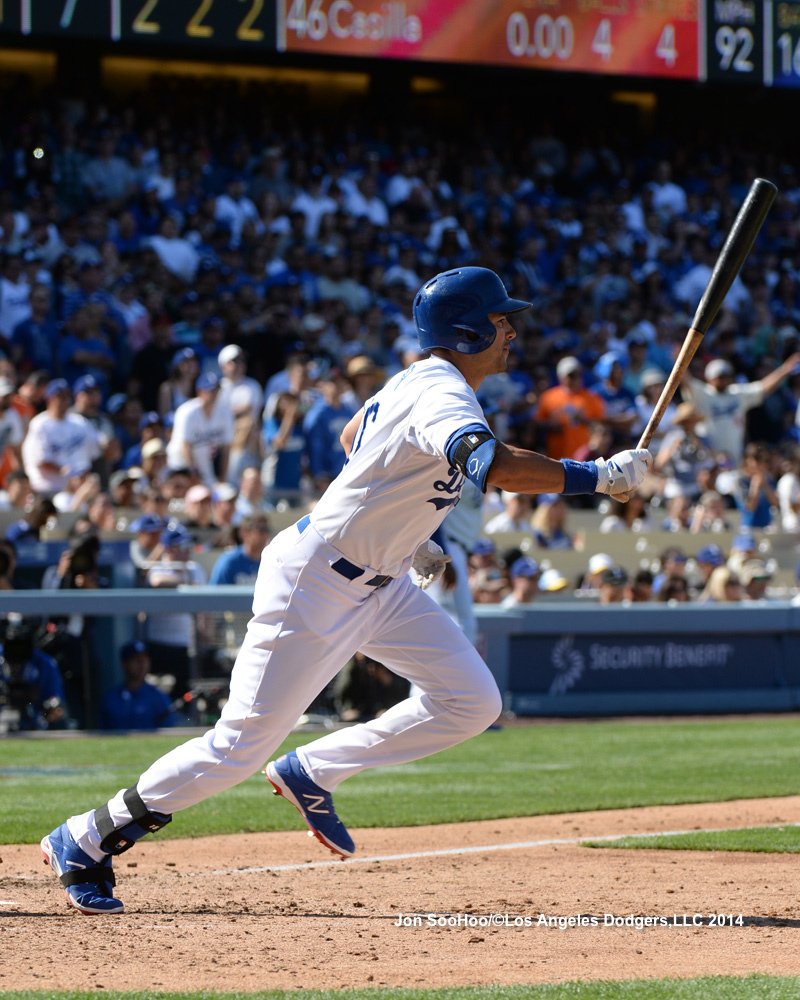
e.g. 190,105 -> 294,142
2,590 -> 800,722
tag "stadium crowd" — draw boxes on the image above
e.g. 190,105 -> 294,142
3,72 -> 800,727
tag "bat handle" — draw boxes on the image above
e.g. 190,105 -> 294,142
636,328 -> 705,451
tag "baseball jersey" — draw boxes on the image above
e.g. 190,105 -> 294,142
310,356 -> 490,578
166,397 -> 235,486
776,471 -> 800,532
439,478 -> 483,552
22,411 -> 100,493
219,376 -> 264,420
484,511 -> 535,534
99,682 -> 176,731
685,378 -> 763,463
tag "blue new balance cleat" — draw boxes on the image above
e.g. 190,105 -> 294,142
265,751 -> 355,858
41,822 -> 124,915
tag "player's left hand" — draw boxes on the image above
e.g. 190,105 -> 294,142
594,448 -> 652,503
411,539 -> 452,590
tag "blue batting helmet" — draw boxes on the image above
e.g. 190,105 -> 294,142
413,267 -> 531,355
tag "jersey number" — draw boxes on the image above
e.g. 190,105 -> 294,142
350,401 -> 380,457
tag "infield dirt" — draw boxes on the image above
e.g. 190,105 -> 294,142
4,796 -> 800,991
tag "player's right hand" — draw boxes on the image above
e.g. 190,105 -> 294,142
411,539 -> 452,590
594,449 -> 652,502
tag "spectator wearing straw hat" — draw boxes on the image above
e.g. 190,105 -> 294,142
633,368 -> 677,450
653,401 -> 715,501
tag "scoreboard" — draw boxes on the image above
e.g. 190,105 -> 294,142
278,0 -> 700,80
0,0 -> 276,50
2,0 -> 800,86
276,0 -> 800,85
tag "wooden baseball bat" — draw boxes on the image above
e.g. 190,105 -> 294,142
636,177 -> 778,450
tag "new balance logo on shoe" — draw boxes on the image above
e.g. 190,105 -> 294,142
264,752 -> 355,858
302,794 -> 329,813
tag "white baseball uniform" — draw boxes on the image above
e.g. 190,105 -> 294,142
68,356 -> 502,856
684,376 -> 763,463
428,479 -> 483,645
22,411 -> 100,494
166,396 -> 235,486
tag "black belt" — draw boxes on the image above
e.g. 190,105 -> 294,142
297,515 -> 393,588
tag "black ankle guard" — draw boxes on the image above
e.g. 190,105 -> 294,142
59,866 -> 116,889
95,785 -> 172,855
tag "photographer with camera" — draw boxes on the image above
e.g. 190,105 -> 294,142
5,496 -> 57,543
42,529 -> 103,592
0,615 -> 66,732
40,528 -> 105,726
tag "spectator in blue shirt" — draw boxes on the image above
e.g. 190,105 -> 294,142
593,351 -> 637,448
99,640 -> 176,731
194,316 -> 226,377
58,303 -> 117,391
6,497 -> 57,544
735,443 -> 778,530
209,512 -> 271,586
61,258 -> 125,328
81,133 -> 138,209
303,368 -> 356,491
123,410 -> 166,469
262,392 -> 307,504
10,284 -> 60,375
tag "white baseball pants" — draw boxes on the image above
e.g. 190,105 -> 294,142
427,536 -> 478,646
69,520 -> 501,858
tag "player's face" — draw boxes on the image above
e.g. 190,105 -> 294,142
485,313 -> 517,374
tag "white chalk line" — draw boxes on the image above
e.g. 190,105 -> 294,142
209,821 -> 800,875
6,822 -> 795,911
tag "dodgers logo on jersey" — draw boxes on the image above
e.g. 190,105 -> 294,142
427,466 -> 464,511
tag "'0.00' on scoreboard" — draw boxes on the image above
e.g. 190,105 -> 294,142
277,0 -> 800,85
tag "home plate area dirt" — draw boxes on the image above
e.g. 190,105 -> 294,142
4,797 -> 800,992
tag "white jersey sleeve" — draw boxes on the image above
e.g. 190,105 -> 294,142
310,357 -> 491,578
409,376 -> 489,460
728,380 -> 764,411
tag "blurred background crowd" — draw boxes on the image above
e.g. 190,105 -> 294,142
3,68 -> 800,731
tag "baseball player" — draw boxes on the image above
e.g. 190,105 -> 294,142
41,267 -> 651,914
427,478 -> 484,646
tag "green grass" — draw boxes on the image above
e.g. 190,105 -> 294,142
4,717 -> 800,844
583,825 -> 800,853
2,978 -> 800,999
